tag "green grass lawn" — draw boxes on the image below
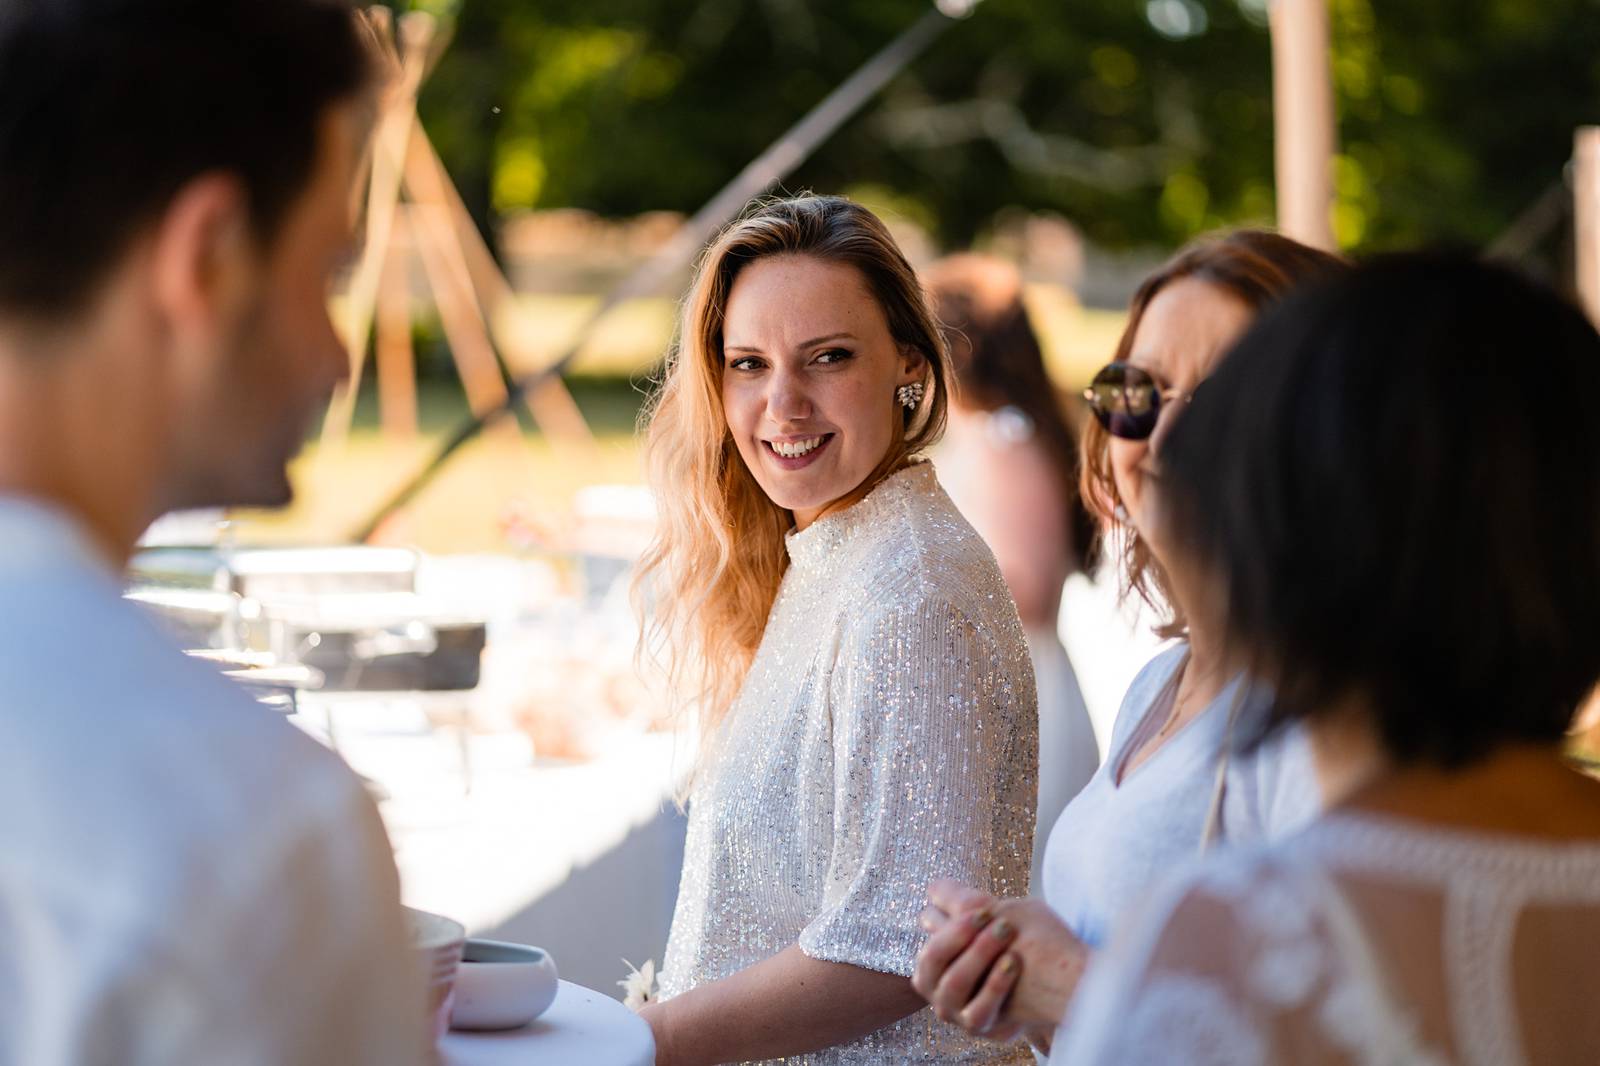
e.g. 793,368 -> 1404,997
233,398 -> 645,555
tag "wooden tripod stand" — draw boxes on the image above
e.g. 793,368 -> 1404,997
323,8 -> 595,454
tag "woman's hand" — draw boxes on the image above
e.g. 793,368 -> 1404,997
911,879 -> 1091,1048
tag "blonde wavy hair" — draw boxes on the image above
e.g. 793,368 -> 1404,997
634,195 -> 952,752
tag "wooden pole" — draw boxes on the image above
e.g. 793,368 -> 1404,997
1269,0 -> 1337,250
1575,128 -> 1600,328
406,203 -> 524,450
415,118 -> 515,313
321,11 -> 434,446
401,119 -> 596,448
375,223 -> 418,442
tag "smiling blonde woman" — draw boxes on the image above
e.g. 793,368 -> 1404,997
634,195 -> 1038,1065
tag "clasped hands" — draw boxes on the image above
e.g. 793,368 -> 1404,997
910,878 -> 1090,1052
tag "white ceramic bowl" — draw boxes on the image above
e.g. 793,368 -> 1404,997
449,938 -> 560,1031
403,907 -> 467,1042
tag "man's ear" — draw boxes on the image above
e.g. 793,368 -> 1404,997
149,172 -> 255,340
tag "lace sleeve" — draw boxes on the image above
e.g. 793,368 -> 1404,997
1048,856 -> 1444,1066
796,592 -> 1037,976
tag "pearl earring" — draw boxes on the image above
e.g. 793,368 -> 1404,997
897,382 -> 925,409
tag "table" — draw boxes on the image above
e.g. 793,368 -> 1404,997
440,980 -> 654,1066
371,727 -> 685,994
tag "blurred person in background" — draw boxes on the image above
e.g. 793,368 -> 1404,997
925,253 -> 1102,891
1057,254 -> 1600,1065
634,195 -> 1037,1065
911,231 -> 1344,1056
0,2 -> 428,1063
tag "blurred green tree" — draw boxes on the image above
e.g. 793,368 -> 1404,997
393,0 -> 1600,254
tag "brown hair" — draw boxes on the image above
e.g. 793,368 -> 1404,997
923,254 -> 1097,575
635,195 -> 952,753
1081,229 -> 1347,638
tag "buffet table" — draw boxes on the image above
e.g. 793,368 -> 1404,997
440,981 -> 653,1066
310,699 -> 685,994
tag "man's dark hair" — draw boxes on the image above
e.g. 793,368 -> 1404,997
1163,252 -> 1600,767
0,0 -> 369,319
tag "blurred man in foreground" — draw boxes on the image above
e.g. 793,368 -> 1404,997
0,1 -> 428,1061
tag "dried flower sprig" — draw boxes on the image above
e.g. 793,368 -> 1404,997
618,958 -> 657,1011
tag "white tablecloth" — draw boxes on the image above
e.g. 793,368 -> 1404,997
349,717 -> 685,995
440,980 -> 654,1066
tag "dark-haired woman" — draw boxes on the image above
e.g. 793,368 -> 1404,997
926,254 -> 1101,890
912,231 -> 1346,1055
1056,254 -> 1600,1065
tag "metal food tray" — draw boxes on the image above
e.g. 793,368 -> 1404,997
127,545 -> 486,692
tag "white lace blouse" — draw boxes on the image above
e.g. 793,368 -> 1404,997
1052,811 -> 1600,1066
658,462 -> 1038,1064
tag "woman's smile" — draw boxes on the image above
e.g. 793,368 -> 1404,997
763,432 -> 836,469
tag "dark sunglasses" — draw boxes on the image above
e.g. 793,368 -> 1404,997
1082,362 -> 1195,441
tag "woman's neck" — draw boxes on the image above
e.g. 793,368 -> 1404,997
1306,700 -> 1390,806
1160,557 -> 1232,711
1180,624 -> 1229,693
1311,710 -> 1600,838
1156,552 -> 1231,696
795,453 -> 913,531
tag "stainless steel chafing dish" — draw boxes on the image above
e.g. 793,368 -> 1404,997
127,545 -> 486,693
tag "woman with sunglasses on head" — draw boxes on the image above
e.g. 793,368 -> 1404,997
1055,254 -> 1600,1066
635,195 -> 1037,1065
924,253 -> 1103,892
910,230 -> 1346,1055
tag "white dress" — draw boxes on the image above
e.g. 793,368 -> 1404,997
1025,627 -> 1099,890
936,408 -> 1100,890
658,462 -> 1039,1064
1053,811 -> 1600,1065
1041,645 -> 1319,949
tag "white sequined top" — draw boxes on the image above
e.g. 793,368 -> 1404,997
658,461 -> 1039,1064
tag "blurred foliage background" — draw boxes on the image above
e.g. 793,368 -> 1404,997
259,0 -> 1600,551
402,0 -> 1600,256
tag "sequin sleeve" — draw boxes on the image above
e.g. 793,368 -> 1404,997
797,590 -> 1038,977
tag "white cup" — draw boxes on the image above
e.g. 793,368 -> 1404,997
449,939 -> 560,1031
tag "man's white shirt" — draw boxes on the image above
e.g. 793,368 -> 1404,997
0,496 -> 429,1065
